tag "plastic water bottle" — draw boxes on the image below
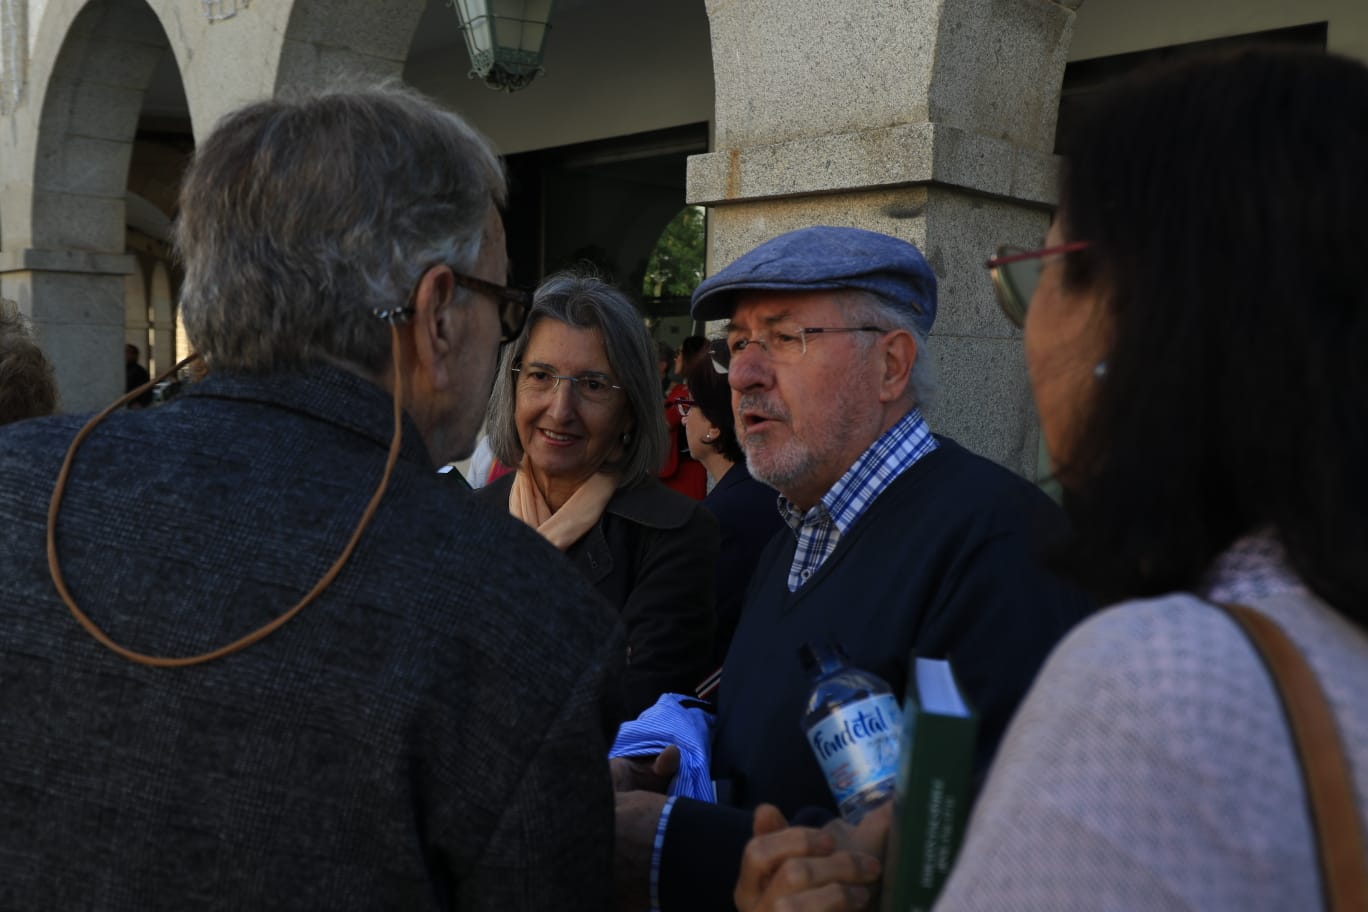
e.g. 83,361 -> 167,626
799,638 -> 903,823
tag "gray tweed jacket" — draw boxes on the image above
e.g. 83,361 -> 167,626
0,365 -> 623,910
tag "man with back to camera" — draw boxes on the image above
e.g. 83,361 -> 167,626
612,226 -> 1093,910
0,89 -> 623,910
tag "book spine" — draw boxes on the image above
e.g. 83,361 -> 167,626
881,711 -> 977,912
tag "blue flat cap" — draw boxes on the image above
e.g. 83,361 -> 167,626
690,226 -> 937,334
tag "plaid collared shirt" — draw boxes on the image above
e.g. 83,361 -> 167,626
779,408 -> 938,592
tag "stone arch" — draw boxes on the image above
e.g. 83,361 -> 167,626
31,0 -> 169,252
12,0 -> 187,412
273,0 -> 428,93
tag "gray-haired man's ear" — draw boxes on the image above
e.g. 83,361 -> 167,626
409,264 -> 458,390
877,329 -> 918,405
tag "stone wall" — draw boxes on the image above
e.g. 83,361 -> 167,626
690,0 -> 1080,477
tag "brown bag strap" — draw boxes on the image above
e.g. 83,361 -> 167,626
1214,602 -> 1368,911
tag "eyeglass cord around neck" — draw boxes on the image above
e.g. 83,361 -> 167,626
45,324 -> 406,668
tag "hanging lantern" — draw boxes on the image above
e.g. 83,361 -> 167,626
450,0 -> 554,92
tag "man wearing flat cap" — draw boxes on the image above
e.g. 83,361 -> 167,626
613,226 -> 1091,910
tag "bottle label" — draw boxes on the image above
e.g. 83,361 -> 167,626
805,694 -> 903,811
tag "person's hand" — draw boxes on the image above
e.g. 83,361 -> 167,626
734,804 -> 890,912
614,789 -> 669,912
610,744 -> 681,793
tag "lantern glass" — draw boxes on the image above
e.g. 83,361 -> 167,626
451,0 -> 554,92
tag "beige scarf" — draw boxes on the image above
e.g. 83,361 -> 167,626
508,461 -> 618,551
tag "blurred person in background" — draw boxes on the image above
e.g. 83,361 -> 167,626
0,298 -> 58,424
124,343 -> 153,407
660,334 -> 711,500
656,338 -> 676,396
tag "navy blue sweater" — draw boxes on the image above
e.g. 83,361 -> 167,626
659,437 -> 1093,910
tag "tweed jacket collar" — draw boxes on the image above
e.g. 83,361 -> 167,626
182,364 -> 435,468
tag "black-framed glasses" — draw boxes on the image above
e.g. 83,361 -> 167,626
672,397 -> 697,418
452,272 -> 531,343
512,366 -> 623,405
373,267 -> 532,342
985,241 -> 1091,327
712,325 -> 886,374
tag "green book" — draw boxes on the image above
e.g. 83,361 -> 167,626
880,657 -> 979,912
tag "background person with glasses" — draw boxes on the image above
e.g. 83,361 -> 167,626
476,271 -> 719,722
659,335 -> 711,502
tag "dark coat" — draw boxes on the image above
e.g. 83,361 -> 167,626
658,438 -> 1094,910
699,462 -> 786,665
478,471 -> 719,720
0,366 -> 624,910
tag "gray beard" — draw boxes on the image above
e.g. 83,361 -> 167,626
738,387 -> 874,500
743,431 -> 817,494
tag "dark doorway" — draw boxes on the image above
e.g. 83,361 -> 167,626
503,122 -> 709,323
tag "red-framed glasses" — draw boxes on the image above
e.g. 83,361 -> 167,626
985,241 -> 1092,327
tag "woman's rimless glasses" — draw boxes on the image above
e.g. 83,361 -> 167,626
511,366 -> 623,404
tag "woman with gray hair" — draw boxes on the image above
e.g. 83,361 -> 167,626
475,272 -> 719,720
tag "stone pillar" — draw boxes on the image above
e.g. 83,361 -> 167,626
0,249 -> 136,413
690,0 -> 1082,477
273,0 -> 422,94
0,0 -> 167,414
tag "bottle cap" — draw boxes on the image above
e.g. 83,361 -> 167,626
798,636 -> 847,674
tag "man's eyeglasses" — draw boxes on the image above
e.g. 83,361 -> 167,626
512,366 -> 623,404
984,241 -> 1091,328
672,397 -> 697,418
712,326 -> 886,374
375,267 -> 531,343
452,272 -> 531,343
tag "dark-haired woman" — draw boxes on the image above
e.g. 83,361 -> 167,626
659,335 -> 711,500
733,46 -> 1368,912
682,350 -> 785,666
